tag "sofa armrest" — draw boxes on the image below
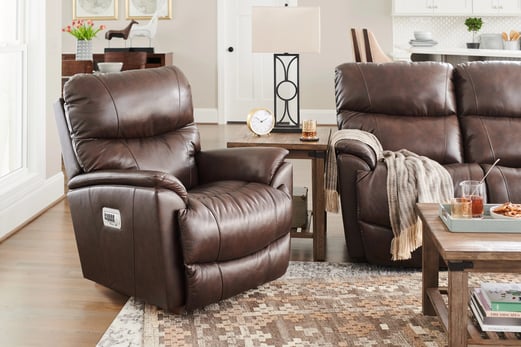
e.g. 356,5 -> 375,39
335,139 -> 379,170
68,170 -> 188,200
196,147 -> 289,185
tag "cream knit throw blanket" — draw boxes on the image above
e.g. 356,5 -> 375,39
325,129 -> 383,214
325,130 -> 453,260
384,149 -> 453,260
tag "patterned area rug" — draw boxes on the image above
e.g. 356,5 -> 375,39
97,261 -> 520,347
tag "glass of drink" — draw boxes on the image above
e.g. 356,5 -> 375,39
460,180 -> 486,218
450,197 -> 472,218
301,120 -> 317,139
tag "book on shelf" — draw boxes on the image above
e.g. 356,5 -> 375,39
469,293 -> 521,332
474,288 -> 521,318
481,283 -> 521,312
471,291 -> 521,326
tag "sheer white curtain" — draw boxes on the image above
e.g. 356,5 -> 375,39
0,0 -> 24,178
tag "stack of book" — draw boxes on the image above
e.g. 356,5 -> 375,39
469,283 -> 521,333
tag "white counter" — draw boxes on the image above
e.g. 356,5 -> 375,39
410,46 -> 521,58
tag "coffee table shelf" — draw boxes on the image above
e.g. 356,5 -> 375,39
426,287 -> 521,346
416,203 -> 521,347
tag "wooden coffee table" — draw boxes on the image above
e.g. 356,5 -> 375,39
416,203 -> 521,347
227,126 -> 333,261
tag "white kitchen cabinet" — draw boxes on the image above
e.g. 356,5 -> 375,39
472,0 -> 521,15
393,0 -> 472,15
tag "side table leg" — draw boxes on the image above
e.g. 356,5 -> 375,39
422,222 -> 439,316
311,154 -> 326,261
448,269 -> 468,347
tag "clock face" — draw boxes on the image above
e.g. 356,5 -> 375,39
247,108 -> 275,135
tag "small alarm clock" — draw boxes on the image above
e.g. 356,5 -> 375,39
246,108 -> 275,136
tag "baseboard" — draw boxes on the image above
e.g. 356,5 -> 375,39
0,172 -> 65,241
195,108 -> 337,125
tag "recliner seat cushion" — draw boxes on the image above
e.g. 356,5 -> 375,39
179,180 -> 291,264
178,180 -> 292,309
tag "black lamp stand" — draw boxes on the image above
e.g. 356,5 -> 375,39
272,53 -> 301,133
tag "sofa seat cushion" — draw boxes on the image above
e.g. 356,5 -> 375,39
179,180 -> 291,265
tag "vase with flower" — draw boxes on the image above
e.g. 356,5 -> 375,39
62,19 -> 106,60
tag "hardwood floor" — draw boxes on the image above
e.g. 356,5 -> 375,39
0,124 -> 348,346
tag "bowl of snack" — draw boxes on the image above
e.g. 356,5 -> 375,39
98,62 -> 123,73
490,202 -> 521,219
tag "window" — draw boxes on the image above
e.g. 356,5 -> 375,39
0,0 -> 59,238
0,1 -> 24,178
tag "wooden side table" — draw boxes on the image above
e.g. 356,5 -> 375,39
227,126 -> 333,261
416,203 -> 521,347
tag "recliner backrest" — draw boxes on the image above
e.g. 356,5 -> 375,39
61,65 -> 201,189
455,61 -> 521,168
335,61 -> 463,164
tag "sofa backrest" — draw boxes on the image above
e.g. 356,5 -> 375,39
455,61 -> 521,168
61,65 -> 201,189
335,62 -> 462,164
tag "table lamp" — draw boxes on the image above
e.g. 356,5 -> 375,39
252,6 -> 321,132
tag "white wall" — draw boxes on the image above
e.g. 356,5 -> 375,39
61,0 -> 393,112
62,0 -> 218,109
300,0 -> 393,110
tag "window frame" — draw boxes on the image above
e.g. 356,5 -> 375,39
0,0 -> 52,237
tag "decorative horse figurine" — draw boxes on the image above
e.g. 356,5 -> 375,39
105,20 -> 139,41
129,0 -> 167,46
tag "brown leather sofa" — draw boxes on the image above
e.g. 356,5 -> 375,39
55,66 -> 293,312
334,61 -> 521,267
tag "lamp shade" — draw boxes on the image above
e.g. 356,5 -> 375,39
252,7 -> 321,53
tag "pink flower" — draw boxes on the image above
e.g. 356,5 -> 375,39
61,19 -> 106,40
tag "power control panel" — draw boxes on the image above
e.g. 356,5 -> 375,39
102,207 -> 121,229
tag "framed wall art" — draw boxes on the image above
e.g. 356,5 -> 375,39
73,0 -> 118,20
126,0 -> 172,20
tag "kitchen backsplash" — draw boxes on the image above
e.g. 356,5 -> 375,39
393,16 -> 521,58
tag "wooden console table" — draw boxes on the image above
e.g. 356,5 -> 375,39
61,52 -> 173,91
416,203 -> 521,347
227,126 -> 333,261
62,52 -> 173,71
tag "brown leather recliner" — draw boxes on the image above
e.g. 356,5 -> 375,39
55,65 -> 293,313
334,61 -> 521,267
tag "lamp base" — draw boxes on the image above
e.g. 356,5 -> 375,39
272,124 -> 302,133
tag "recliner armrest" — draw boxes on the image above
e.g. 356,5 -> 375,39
335,139 -> 379,170
196,147 -> 289,185
68,170 -> 188,200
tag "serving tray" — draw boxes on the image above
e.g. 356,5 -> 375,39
438,204 -> 521,233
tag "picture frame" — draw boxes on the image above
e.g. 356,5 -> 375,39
73,0 -> 118,20
126,0 -> 172,20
